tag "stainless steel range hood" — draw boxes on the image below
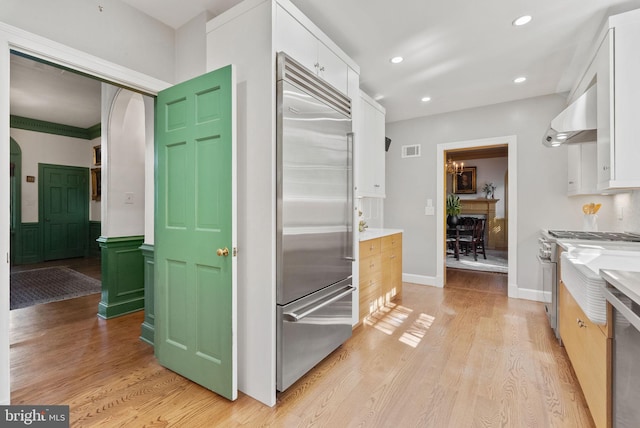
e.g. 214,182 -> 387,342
542,85 -> 597,147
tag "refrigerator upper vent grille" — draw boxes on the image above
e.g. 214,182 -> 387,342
277,52 -> 351,118
402,144 -> 421,158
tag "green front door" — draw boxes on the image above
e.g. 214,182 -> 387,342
40,164 -> 89,261
155,65 -> 236,400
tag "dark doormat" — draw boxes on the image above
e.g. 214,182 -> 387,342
10,266 -> 102,310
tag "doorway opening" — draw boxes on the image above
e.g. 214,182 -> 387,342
445,145 -> 508,277
436,136 -> 518,298
9,52 -> 103,308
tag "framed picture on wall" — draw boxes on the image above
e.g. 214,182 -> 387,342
91,168 -> 101,201
454,166 -> 476,194
93,145 -> 102,166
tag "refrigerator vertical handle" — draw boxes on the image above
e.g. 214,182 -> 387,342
346,132 -> 355,262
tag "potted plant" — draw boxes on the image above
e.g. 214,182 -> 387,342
446,193 -> 462,227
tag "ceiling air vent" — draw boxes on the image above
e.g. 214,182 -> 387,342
402,144 -> 421,158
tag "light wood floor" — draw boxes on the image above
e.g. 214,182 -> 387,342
10,269 -> 594,427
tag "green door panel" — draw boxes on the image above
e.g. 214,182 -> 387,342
155,65 -> 236,400
40,164 -> 89,260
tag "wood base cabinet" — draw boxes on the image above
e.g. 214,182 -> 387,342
559,281 -> 611,428
359,233 -> 402,323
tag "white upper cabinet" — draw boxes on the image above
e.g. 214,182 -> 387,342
567,142 -> 598,196
275,5 -> 349,94
357,91 -> 386,198
573,10 -> 640,190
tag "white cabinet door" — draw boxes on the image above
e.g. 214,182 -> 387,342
275,5 -> 318,72
568,142 -> 598,196
593,21 -> 640,190
317,42 -> 348,93
357,92 -> 386,198
611,20 -> 640,188
596,29 -> 613,189
275,5 -> 348,94
567,144 -> 580,194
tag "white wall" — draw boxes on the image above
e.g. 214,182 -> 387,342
175,11 -> 212,84
613,190 -> 640,233
0,0 -> 175,84
358,197 -> 383,229
385,94 -> 617,295
9,128 -> 96,222
102,86 -> 146,238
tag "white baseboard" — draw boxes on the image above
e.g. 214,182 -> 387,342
403,273 -> 443,288
404,274 -> 544,302
514,286 -> 547,302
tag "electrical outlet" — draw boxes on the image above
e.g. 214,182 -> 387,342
425,206 -> 435,216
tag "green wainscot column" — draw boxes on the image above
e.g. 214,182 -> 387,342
97,236 -> 145,319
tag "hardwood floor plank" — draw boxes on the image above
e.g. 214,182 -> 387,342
10,272 -> 595,427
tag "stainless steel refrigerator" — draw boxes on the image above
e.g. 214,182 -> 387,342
276,52 -> 355,392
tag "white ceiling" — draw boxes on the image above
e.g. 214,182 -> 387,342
120,0 -> 640,122
10,0 -> 640,127
10,54 -> 102,129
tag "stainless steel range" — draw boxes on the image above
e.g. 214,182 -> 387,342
538,230 -> 640,340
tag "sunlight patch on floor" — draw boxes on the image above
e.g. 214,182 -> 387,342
399,313 -> 435,348
364,302 -> 413,335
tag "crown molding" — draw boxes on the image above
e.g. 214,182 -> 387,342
10,115 -> 101,140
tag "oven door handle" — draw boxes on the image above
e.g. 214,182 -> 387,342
283,286 -> 355,322
603,286 -> 640,331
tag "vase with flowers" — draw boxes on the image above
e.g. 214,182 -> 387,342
482,182 -> 496,199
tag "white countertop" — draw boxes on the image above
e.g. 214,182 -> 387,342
359,228 -> 403,241
601,269 -> 640,306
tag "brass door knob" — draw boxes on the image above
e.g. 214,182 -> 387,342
217,247 -> 230,257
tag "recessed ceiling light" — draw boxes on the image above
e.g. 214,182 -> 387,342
512,15 -> 532,26
421,96 -> 431,102
513,76 -> 527,84
557,134 -> 568,140
390,56 -> 404,64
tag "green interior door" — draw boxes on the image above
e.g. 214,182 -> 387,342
40,164 -> 88,261
155,65 -> 236,400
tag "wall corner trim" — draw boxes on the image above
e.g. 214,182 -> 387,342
97,235 -> 145,319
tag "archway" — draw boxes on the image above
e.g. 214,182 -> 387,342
9,138 -> 21,265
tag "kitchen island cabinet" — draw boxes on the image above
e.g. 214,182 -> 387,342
359,230 -> 402,323
559,281 -> 611,428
